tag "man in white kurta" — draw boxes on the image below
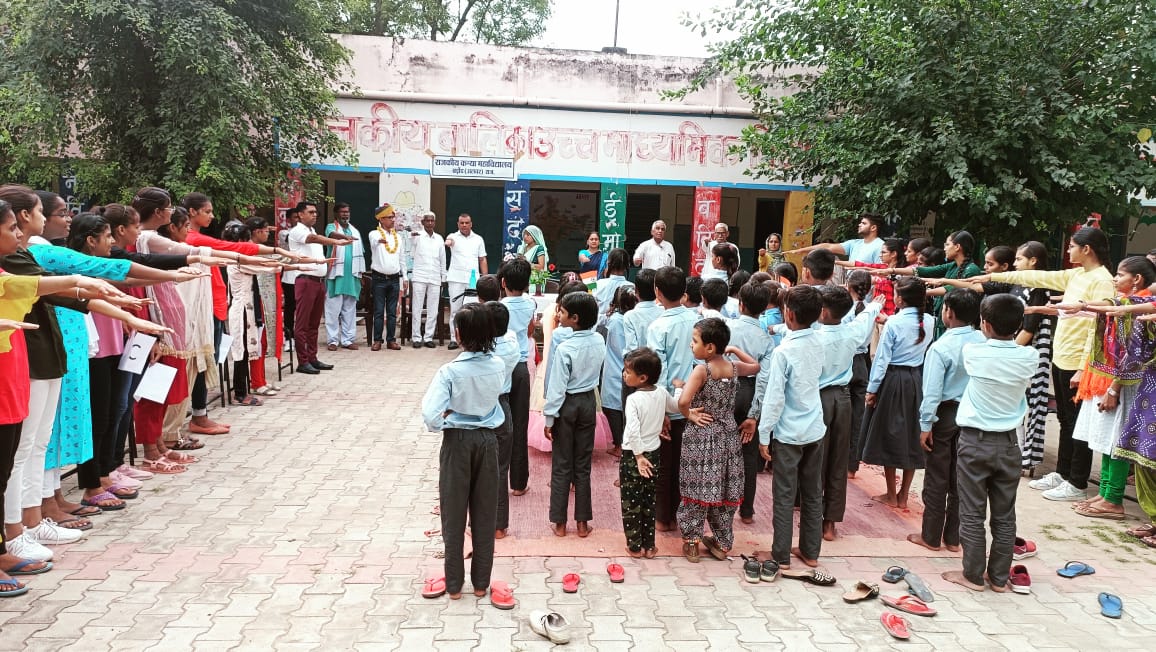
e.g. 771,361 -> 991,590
410,211 -> 447,348
324,203 -> 365,350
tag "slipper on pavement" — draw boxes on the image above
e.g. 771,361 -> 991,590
880,611 -> 911,640
0,578 -> 28,598
3,559 -> 52,576
1057,561 -> 1096,578
1099,592 -> 1123,619
606,563 -> 625,583
781,567 -> 837,586
1074,505 -> 1126,520
421,577 -> 446,599
882,594 -> 937,616
491,581 -> 516,610
903,571 -> 935,602
562,573 -> 581,593
842,581 -> 880,603
882,565 -> 907,583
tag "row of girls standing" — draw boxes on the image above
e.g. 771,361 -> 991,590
0,184 -> 314,596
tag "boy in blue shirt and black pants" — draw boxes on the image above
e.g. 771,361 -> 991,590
909,289 -> 985,553
942,294 -> 1039,592
543,292 -> 607,537
499,258 -> 537,497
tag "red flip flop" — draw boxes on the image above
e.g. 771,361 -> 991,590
881,611 -> 911,639
421,577 -> 446,599
562,573 -> 581,593
606,563 -> 625,583
490,581 -> 516,610
881,594 -> 937,617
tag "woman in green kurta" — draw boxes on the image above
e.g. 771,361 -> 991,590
874,230 -> 982,338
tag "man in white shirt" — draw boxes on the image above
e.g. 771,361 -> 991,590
368,203 -> 407,351
788,213 -> 884,265
700,222 -> 740,278
324,202 -> 365,351
633,220 -> 676,270
286,202 -> 355,374
444,213 -> 488,349
279,205 -> 300,351
409,211 -> 447,348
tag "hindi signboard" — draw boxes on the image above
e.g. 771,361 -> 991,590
691,186 -> 722,277
503,180 -> 531,258
431,155 -> 516,180
599,183 -> 627,254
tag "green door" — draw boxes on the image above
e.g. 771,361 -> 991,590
445,185 -> 504,273
334,180 -> 378,261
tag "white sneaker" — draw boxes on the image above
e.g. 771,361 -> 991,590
6,534 -> 53,561
25,518 -> 86,545
1028,471 -> 1063,491
1042,481 -> 1088,502
109,471 -> 143,489
117,463 -> 153,480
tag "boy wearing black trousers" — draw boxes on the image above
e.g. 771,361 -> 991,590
421,303 -> 507,601
726,281 -> 776,524
908,289 -> 984,553
499,258 -> 537,496
543,292 -> 607,537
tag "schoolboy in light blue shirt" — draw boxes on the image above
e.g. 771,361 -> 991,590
645,266 -> 698,532
757,285 -> 827,567
909,289 -> 986,554
498,258 -> 537,495
623,268 -> 663,351
421,304 -> 507,601
726,281 -> 776,523
814,285 -> 883,541
943,294 -> 1039,594
484,300 -> 521,539
543,292 -> 607,538
593,248 -> 633,317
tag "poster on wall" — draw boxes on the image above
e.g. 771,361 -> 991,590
530,190 -> 598,273
274,169 -> 305,231
599,183 -> 627,255
503,180 -> 531,259
691,186 -> 722,277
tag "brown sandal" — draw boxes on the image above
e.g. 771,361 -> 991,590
683,541 -> 700,563
1127,523 -> 1156,538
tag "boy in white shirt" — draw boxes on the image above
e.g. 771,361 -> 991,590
619,348 -> 678,559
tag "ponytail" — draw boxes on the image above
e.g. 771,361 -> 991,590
895,276 -> 928,344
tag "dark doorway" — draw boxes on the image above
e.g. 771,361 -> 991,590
753,198 -> 786,265
334,180 -> 379,258
445,185 -> 504,272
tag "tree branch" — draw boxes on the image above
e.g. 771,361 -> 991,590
449,0 -> 480,42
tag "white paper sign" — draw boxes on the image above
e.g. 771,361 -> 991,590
117,333 -> 157,375
133,362 -> 177,403
430,155 -> 516,180
217,333 -> 234,365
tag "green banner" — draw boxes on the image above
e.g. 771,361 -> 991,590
599,183 -> 627,253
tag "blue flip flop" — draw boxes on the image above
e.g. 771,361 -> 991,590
904,572 -> 935,603
0,578 -> 28,598
4,559 -> 52,576
882,566 -> 907,583
1099,592 -> 1123,619
1057,561 -> 1096,578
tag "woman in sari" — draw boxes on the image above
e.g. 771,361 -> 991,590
519,226 -> 549,272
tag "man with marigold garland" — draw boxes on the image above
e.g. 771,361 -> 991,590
368,204 -> 408,351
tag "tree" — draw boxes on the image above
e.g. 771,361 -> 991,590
0,0 -> 355,207
685,0 -> 1156,244
334,0 -> 552,46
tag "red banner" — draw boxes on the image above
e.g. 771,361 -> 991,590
691,186 -> 722,277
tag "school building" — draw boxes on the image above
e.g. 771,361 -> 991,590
311,35 -> 814,273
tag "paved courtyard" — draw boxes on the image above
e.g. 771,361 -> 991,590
3,338 -> 1156,650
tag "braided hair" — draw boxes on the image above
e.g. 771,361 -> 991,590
845,269 -> 873,316
895,276 -> 928,344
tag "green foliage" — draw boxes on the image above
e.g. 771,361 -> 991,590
334,0 -> 551,45
0,0 -> 355,207
686,0 -> 1156,244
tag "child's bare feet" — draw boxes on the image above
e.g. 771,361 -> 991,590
495,529 -> 506,540
644,547 -> 657,559
474,588 -> 487,597
448,592 -> 462,600
847,471 -> 856,479
945,543 -> 961,552
741,516 -> 754,524
551,522 -> 566,537
942,570 -> 985,592
627,547 -> 643,558
791,547 -> 818,567
822,520 -> 837,541
576,521 -> 592,538
906,533 -> 941,551
872,493 -> 899,507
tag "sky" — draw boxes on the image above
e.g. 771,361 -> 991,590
532,0 -> 732,57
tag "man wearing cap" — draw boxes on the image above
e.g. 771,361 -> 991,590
368,203 -> 407,351
444,213 -> 488,350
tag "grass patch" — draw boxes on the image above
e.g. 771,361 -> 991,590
1039,523 -> 1069,541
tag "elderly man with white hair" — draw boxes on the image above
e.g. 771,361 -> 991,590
700,222 -> 740,279
632,220 -> 676,270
